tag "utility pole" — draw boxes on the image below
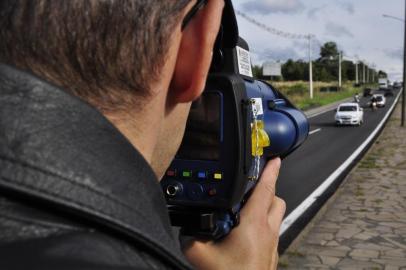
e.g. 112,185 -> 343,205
338,51 -> 342,89
308,35 -> 314,99
371,64 -> 376,83
355,61 -> 359,84
382,12 -> 405,126
367,66 -> 370,83
403,4 -> 406,126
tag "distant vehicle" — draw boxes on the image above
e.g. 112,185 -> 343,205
393,81 -> 402,90
379,78 -> 388,90
383,88 -> 394,97
335,103 -> 364,126
363,88 -> 372,97
388,81 -> 393,89
373,94 -> 386,107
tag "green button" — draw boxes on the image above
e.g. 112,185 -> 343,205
182,171 -> 192,178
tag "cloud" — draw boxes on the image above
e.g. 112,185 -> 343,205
307,2 -> 353,20
256,47 -> 301,62
243,0 -> 304,15
307,5 -> 328,19
384,48 -> 403,59
291,40 -> 322,59
337,1 -> 355,15
325,22 -> 354,38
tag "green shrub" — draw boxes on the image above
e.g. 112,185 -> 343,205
286,83 -> 307,96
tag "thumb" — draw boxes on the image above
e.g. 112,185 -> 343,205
243,158 -> 281,216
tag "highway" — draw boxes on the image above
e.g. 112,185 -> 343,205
277,88 -> 402,249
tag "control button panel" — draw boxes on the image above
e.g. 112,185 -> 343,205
164,169 -> 224,200
166,169 -> 223,182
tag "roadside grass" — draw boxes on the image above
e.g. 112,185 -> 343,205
359,156 -> 378,169
270,80 -> 378,111
278,259 -> 289,268
286,250 -> 305,258
373,199 -> 383,204
355,187 -> 365,197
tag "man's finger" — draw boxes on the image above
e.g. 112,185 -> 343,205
243,158 -> 281,216
267,197 -> 286,231
270,246 -> 279,270
268,197 -> 286,259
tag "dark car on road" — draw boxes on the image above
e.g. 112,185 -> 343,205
393,81 -> 402,90
363,88 -> 372,97
384,88 -> 394,97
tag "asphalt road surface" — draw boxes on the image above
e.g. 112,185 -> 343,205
277,88 -> 401,218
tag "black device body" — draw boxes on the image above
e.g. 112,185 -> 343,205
160,36 -> 309,239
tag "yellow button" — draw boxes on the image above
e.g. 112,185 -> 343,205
214,173 -> 222,180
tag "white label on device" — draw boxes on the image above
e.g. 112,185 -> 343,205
237,46 -> 253,78
251,98 -> 264,115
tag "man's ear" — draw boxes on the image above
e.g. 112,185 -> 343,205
169,0 -> 224,104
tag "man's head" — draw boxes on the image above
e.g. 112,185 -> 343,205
0,0 -> 194,112
0,0 -> 225,178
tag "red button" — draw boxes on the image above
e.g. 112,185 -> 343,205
208,188 -> 217,196
166,170 -> 176,177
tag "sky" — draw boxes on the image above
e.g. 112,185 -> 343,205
233,0 -> 405,81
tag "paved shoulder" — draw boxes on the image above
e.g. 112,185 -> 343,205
279,103 -> 406,270
305,97 -> 353,118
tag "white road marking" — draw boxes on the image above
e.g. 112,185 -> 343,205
280,89 -> 403,236
309,128 -> 322,135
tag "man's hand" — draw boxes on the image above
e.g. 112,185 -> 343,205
183,158 -> 286,270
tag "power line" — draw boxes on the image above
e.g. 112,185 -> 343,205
236,9 -> 317,98
236,10 -> 321,59
236,10 -> 313,40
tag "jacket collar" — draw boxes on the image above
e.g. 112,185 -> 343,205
0,64 -> 191,269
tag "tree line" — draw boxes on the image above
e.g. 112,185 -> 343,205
253,41 -> 387,82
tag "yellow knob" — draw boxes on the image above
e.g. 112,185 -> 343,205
252,120 -> 271,156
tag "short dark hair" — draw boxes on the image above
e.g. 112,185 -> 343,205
0,0 -> 191,112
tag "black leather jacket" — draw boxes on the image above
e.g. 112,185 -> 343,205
0,64 -> 192,270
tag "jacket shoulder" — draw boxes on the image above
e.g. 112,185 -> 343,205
0,64 -> 192,269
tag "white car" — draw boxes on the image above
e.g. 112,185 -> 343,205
373,94 -> 386,107
379,78 -> 388,90
335,103 -> 364,126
